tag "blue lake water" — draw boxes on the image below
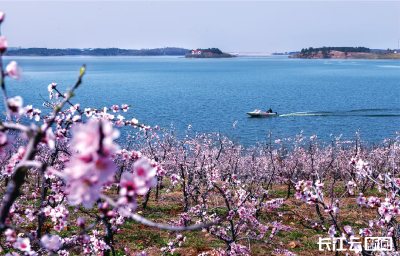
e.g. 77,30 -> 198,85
2,55 -> 400,145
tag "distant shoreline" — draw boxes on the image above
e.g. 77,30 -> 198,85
290,47 -> 400,59
3,47 -> 191,56
290,53 -> 400,60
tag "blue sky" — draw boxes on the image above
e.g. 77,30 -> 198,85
1,1 -> 399,52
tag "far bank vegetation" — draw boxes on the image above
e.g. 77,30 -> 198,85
290,46 -> 400,59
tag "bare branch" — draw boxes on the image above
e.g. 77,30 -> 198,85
100,194 -> 221,231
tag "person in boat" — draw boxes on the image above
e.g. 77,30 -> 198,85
267,108 -> 273,113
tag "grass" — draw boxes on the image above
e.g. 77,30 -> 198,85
286,231 -> 307,240
347,203 -> 357,210
302,241 -> 319,250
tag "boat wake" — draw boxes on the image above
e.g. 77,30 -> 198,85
377,65 -> 400,69
280,108 -> 400,117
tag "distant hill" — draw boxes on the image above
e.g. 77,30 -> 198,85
290,46 -> 400,59
3,47 -> 191,56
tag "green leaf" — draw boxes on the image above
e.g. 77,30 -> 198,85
79,65 -> 86,76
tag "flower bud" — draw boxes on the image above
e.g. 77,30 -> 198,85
106,210 -> 115,217
77,216 -> 85,228
0,12 -> 4,23
0,36 -> 7,53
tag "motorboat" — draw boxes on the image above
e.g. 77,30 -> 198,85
247,109 -> 278,117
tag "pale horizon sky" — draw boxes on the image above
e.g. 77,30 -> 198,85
0,1 -> 399,52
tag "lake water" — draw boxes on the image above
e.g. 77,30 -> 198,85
2,55 -> 400,145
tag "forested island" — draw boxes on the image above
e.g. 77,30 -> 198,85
3,47 -> 191,56
290,46 -> 400,59
185,48 -> 235,58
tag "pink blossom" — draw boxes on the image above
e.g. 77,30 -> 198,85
41,126 -> 55,150
0,12 -> 5,23
379,204 -> 391,216
131,118 -> 139,125
7,96 -> 24,117
368,220 -> 374,228
48,83 -> 57,100
41,234 -> 63,251
393,207 -> 400,216
131,158 -> 157,195
5,229 -> 16,242
111,105 -> 119,112
70,106 -> 77,115
367,196 -> 377,207
294,191 -> 302,200
347,181 -> 357,188
5,61 -> 22,80
25,105 -> 33,118
24,209 -> 36,222
328,225 -> 336,237
343,225 -> 354,235
121,104 -> 129,112
54,225 -> 61,232
48,83 -> 57,92
355,159 -> 367,171
324,204 -> 339,214
84,108 -> 92,117
13,237 -> 31,252
64,119 -> 119,207
70,119 -> 119,157
65,157 -> 116,207
384,214 -> 392,222
356,195 -> 366,205
0,131 -> 14,156
119,158 -> 157,206
72,115 -> 81,123
359,228 -> 372,237
157,168 -> 165,176
314,180 -> 324,189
